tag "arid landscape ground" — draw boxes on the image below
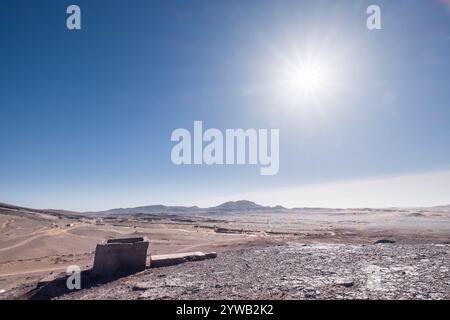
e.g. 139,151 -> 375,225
0,201 -> 449,300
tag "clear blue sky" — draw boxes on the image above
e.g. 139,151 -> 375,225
1,0 -> 450,210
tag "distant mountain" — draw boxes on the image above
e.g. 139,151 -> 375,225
210,200 -> 265,211
3,200 -> 449,217
90,204 -> 201,216
87,200 -> 287,216
430,205 -> 450,211
0,202 -> 81,219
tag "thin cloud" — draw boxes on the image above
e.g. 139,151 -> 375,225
201,169 -> 450,208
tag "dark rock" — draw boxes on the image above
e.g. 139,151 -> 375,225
374,239 -> 396,244
336,281 -> 354,288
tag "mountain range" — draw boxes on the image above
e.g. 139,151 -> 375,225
87,200 -> 287,215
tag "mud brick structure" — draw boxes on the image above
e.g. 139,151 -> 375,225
91,237 -> 149,277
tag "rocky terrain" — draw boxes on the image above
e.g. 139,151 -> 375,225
57,243 -> 449,300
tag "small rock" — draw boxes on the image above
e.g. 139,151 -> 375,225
132,285 -> 147,292
336,281 -> 354,288
132,282 -> 152,291
374,239 -> 396,244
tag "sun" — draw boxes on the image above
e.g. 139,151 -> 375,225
270,55 -> 345,111
283,62 -> 329,97
257,40 -> 349,112
290,64 -> 325,93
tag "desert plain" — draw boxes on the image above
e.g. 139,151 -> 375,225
0,201 -> 448,299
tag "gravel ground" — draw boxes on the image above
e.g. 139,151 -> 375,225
57,243 -> 450,300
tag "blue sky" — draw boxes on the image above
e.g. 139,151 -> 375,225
1,0 -> 450,210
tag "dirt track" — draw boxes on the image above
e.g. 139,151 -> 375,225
0,225 -> 81,252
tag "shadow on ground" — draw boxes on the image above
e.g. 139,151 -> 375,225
25,269 -> 138,300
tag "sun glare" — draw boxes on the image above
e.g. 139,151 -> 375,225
258,39 -> 349,111
275,57 -> 341,108
290,65 -> 325,93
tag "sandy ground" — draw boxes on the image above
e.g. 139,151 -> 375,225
0,204 -> 449,299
